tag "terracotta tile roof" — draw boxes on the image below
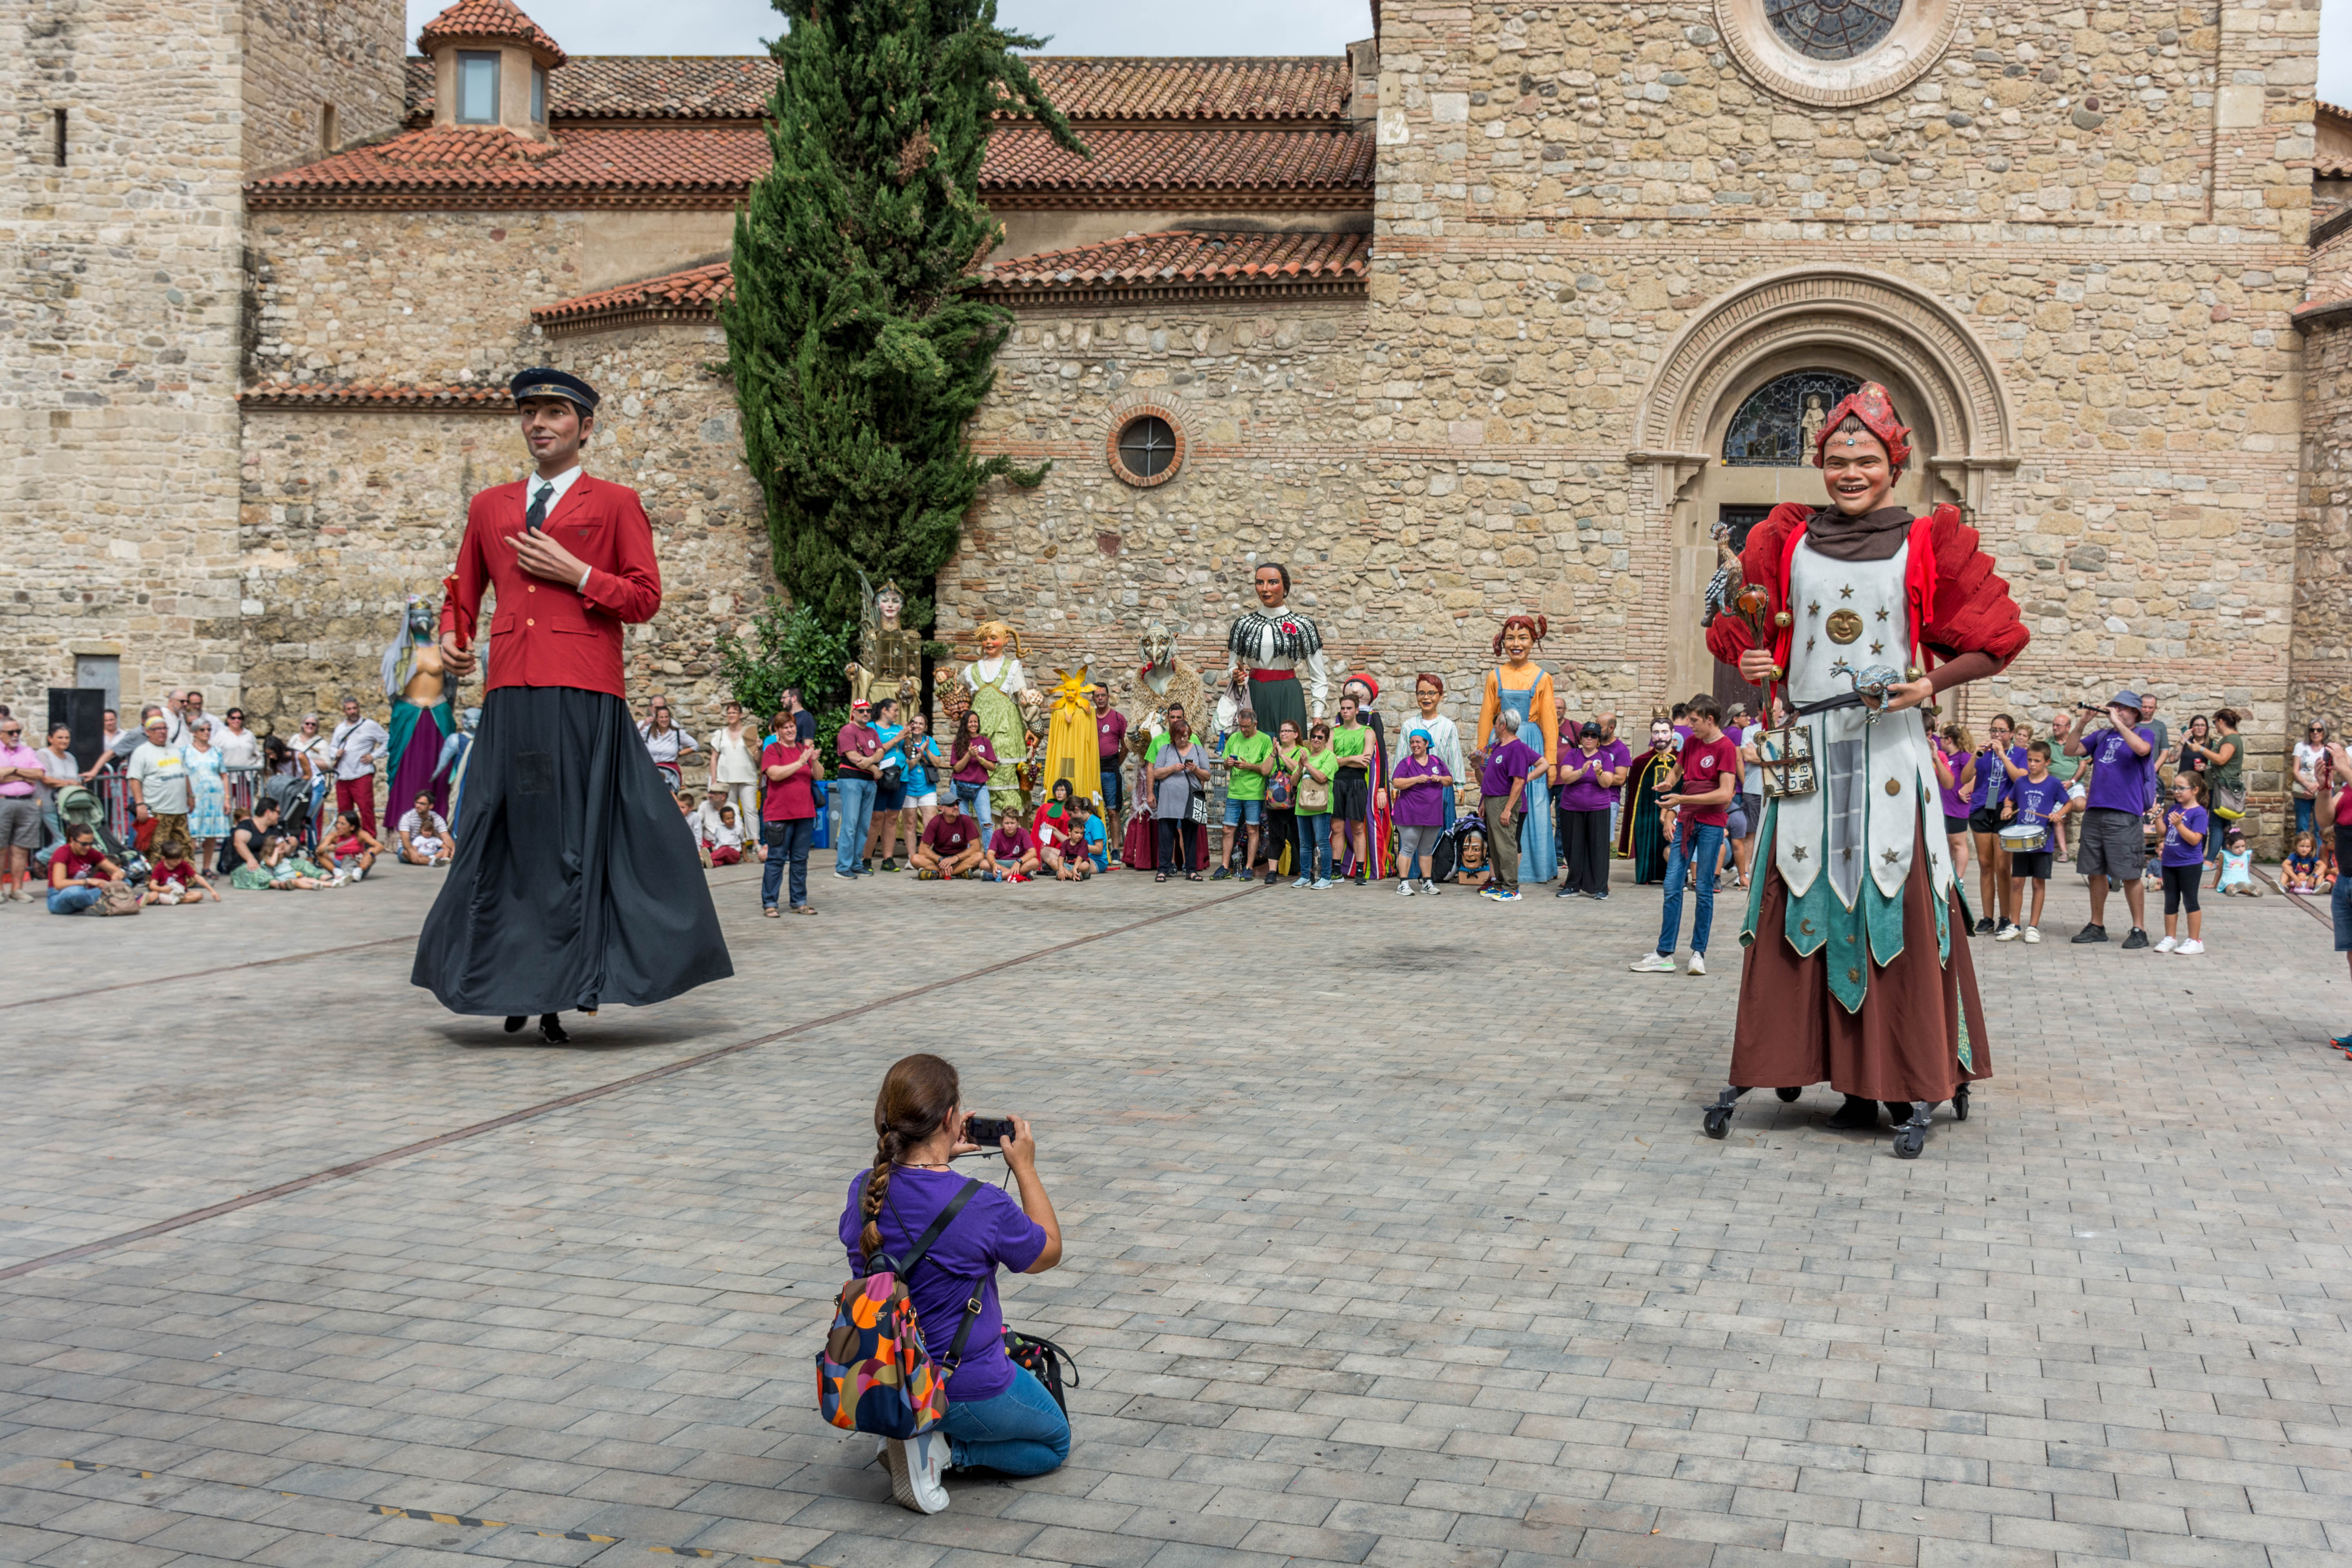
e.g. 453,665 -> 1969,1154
251,119 -> 1370,209
238,383 -> 515,412
534,260 -> 735,331
983,126 -> 1373,206
2318,155 -> 2352,179
527,229 -> 1368,332
371,127 -> 562,166
416,0 -> 566,65
402,53 -> 1348,126
1014,58 -> 1351,123
246,125 -> 769,209
979,228 -> 1370,302
2320,99 -> 2352,121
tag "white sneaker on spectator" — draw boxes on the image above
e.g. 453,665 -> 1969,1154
884,1430 -> 950,1514
2153,935 -> 2178,953
1630,952 -> 1677,973
1423,879 -> 1441,896
2023,926 -> 2041,943
1686,952 -> 1707,976
2175,939 -> 2205,956
1397,880 -> 1415,897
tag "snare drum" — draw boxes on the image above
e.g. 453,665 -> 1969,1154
1997,822 -> 2049,855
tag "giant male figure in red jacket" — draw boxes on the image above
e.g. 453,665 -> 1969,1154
412,368 -> 731,1042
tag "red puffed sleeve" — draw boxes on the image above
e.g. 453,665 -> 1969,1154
1703,503 -> 1813,668
1917,503 -> 2027,671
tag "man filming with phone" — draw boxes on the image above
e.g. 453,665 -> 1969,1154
2062,689 -> 2157,949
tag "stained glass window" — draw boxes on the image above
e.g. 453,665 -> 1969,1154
1765,0 -> 1902,60
1721,371 -> 1862,467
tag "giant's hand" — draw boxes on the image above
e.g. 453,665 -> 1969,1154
439,630 -> 476,679
506,528 -> 590,586
1738,650 -> 1778,683
1868,677 -> 1933,714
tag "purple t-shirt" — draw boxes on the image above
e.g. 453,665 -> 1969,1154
1557,745 -> 1615,812
1479,737 -> 1537,801
1391,754 -> 1450,827
1968,744 -> 2025,812
840,1167 -> 1047,1400
2007,774 -> 2068,829
1935,742 -> 1970,820
2160,803 -> 2210,867
2080,726 -> 2157,815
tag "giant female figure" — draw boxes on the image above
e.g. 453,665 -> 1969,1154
384,595 -> 456,819
1699,384 -> 2027,1158
1475,615 -> 1559,886
960,621 -> 1029,820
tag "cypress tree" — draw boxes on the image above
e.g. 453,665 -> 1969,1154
724,0 -> 1084,633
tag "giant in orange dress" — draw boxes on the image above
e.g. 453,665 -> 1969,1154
1702,497 -> 2027,1147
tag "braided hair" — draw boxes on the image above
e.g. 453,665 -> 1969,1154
859,1053 -> 962,1264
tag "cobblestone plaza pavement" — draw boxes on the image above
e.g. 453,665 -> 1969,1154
3,857 -> 2350,1568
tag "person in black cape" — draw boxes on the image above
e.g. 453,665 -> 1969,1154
412,369 -> 731,1042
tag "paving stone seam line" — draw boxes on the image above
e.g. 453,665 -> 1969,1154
2256,862 -> 2331,927
0,885 -> 1262,1284
44,1461 -> 820,1566
5,868 -> 775,1009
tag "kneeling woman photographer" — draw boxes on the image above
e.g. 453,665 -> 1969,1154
841,1053 -> 1067,1512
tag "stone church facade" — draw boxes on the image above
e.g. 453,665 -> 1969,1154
3,0 -> 2333,828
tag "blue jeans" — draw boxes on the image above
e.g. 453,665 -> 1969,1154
942,1366 -> 1069,1477
953,779 -> 993,831
1297,814 -> 1331,880
48,886 -> 102,915
761,817 -> 813,908
832,777 -> 876,873
1657,822 -> 1726,955
2296,795 -> 2316,840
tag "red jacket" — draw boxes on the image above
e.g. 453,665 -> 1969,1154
438,474 -> 663,699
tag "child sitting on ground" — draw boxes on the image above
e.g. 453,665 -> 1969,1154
986,818 -> 1039,882
2283,831 -> 2333,893
2212,827 -> 2261,896
141,838 -> 222,906
702,803 -> 748,866
1072,799 -> 1109,874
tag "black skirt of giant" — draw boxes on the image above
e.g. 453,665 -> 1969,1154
412,686 -> 733,1015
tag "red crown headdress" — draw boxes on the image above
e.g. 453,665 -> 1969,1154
1813,382 -> 1912,470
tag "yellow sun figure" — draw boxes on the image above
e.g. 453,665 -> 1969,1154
1041,665 -> 1102,804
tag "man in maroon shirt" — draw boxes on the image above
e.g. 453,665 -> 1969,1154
912,795 -> 985,879
1092,683 -> 1127,857
1633,693 -> 1739,976
413,368 -> 731,1043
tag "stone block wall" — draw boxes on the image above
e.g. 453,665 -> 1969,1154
240,0 -> 408,180
236,321 -> 774,738
243,208 -> 735,388
0,0 -> 250,726
2293,315 -> 2352,743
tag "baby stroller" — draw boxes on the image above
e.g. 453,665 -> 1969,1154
258,773 -> 314,847
49,783 -> 149,885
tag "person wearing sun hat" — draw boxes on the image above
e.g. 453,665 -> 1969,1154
2061,687 -> 2158,947
412,367 -> 732,1045
1697,382 -> 2028,1157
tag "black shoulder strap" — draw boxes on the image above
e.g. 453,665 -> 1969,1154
862,1173 -> 981,1282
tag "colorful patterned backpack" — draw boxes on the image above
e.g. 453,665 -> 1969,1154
817,1177 -> 983,1439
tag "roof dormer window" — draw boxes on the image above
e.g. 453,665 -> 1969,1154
457,52 -> 500,123
531,65 -> 546,123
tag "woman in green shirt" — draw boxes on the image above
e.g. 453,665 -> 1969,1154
1330,695 -> 1374,884
2183,708 -> 2245,862
1264,719 -> 1303,885
1292,721 -> 1338,889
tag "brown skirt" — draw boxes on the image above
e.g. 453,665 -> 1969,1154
1728,817 -> 1992,1103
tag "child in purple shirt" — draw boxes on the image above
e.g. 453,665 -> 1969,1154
1997,741 -> 2072,941
2156,773 -> 2209,954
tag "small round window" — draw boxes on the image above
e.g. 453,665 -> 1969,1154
1109,411 -> 1183,487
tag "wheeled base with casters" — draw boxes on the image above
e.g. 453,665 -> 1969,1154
1702,1081 -> 1971,1155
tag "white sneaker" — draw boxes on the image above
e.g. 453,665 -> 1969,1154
1686,952 -> 1707,976
1290,877 -> 1308,889
1630,952 -> 1677,973
883,1429 -> 950,1514
2023,926 -> 2041,944
2153,935 -> 2178,954
1994,924 -> 2021,941
1397,880 -> 1415,897
1423,879 -> 1441,896
1311,878 -> 1333,889
2175,939 -> 2205,956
